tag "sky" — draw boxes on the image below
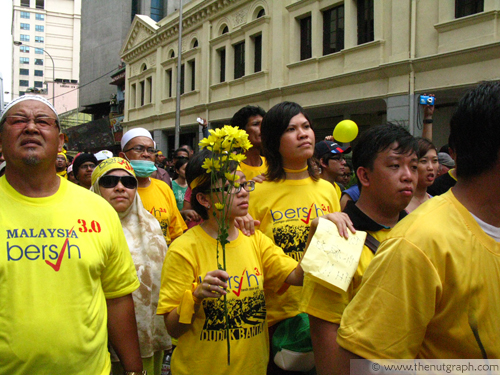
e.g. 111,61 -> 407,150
1,1 -> 13,103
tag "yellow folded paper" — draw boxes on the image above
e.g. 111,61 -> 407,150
177,283 -> 199,324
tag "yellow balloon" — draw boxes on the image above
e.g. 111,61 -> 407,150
333,120 -> 359,143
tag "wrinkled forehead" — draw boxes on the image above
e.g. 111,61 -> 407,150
6,100 -> 57,118
124,136 -> 155,149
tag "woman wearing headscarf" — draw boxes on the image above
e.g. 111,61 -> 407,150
91,157 -> 171,375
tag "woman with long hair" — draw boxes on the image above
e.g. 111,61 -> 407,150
406,137 -> 439,213
248,101 -> 352,374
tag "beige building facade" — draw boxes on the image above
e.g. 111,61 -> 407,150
121,0 -> 500,153
11,0 -> 81,115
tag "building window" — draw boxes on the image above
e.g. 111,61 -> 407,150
36,13 -> 44,20
323,5 -> 345,55
20,80 -> 29,87
35,25 -> 44,32
222,25 -> 229,34
257,8 -> 265,18
20,68 -> 30,75
166,69 -> 172,97
150,0 -> 164,22
188,59 -> 195,91
20,57 -> 30,64
21,0 -> 30,7
192,39 -> 198,48
357,0 -> 374,45
21,11 -> 30,19
130,83 -> 136,108
140,81 -> 145,106
180,64 -> 185,95
36,0 -> 44,9
35,58 -> 43,65
253,34 -> 262,73
218,48 -> 226,83
34,81 -> 43,88
20,46 -> 30,53
35,36 -> 44,43
131,0 -> 139,22
234,41 -> 245,79
455,0 -> 484,18
35,48 -> 44,54
300,16 -> 312,60
170,50 -> 175,58
21,23 -> 30,30
146,77 -> 153,104
35,69 -> 43,76
21,34 -> 30,42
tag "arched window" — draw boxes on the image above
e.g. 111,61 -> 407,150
192,38 -> 199,48
257,8 -> 265,18
170,50 -> 175,58
222,25 -> 229,34
141,63 -> 147,71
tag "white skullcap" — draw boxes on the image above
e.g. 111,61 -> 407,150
94,150 -> 114,161
121,128 -> 156,150
1,95 -> 59,126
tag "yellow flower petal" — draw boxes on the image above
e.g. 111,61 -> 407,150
215,203 -> 225,210
225,172 -> 239,182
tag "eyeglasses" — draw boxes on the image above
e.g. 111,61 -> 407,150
209,180 -> 255,195
79,163 -> 96,171
5,115 -> 58,129
99,175 -> 138,189
328,155 -> 345,162
123,145 -> 158,155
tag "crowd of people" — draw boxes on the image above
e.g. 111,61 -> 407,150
0,80 -> 499,375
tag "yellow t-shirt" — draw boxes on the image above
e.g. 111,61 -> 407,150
138,178 -> 187,244
157,226 -> 297,375
0,176 -> 139,375
338,190 -> 500,359
249,177 -> 340,326
300,229 -> 390,323
238,156 -> 267,181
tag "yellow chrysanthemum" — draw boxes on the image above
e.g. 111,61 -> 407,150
215,203 -> 225,210
202,158 -> 221,173
225,172 -> 239,182
229,153 -> 246,163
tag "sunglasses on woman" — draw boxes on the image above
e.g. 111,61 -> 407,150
99,175 -> 138,189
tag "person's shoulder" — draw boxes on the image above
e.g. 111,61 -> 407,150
149,177 -> 173,192
169,226 -> 205,253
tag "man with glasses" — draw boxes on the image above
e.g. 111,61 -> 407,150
314,140 -> 351,201
0,95 -> 144,374
72,152 -> 97,189
55,152 -> 68,179
120,128 -> 186,245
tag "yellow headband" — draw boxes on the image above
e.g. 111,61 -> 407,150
189,174 -> 209,190
91,157 -> 136,186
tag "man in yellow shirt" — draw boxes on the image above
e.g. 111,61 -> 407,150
301,124 -> 418,375
335,81 -> 500,371
120,128 -> 186,244
231,105 -> 268,180
0,95 -> 143,375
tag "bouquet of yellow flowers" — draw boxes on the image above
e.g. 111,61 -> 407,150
199,125 -> 252,365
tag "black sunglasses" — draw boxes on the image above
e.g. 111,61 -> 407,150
99,175 -> 138,189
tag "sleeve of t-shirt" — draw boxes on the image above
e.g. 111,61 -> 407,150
299,246 -> 373,324
165,186 -> 188,241
100,210 -> 140,299
257,230 -> 298,293
157,241 -> 197,315
337,237 -> 442,359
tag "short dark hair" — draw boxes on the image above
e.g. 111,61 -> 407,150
173,148 -> 190,158
185,149 -> 237,220
416,137 -> 437,159
174,157 -> 188,171
352,124 -> 418,188
450,81 -> 500,178
230,105 -> 266,130
261,101 -> 319,182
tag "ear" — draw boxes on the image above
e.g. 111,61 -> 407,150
196,191 -> 211,209
319,158 -> 328,169
57,133 -> 65,153
119,151 -> 126,159
356,166 -> 371,188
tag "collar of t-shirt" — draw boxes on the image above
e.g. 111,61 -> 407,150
470,212 -> 500,242
343,200 -> 407,232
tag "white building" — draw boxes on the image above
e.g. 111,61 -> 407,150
11,0 -> 81,115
